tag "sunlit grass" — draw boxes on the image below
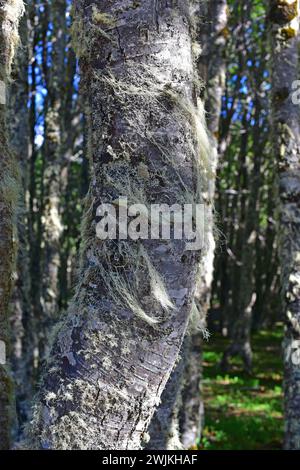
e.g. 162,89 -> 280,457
200,323 -> 284,450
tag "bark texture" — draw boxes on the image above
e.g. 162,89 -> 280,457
24,0 -> 213,450
269,0 -> 300,450
0,0 -> 24,450
41,0 -> 66,328
182,0 -> 228,442
147,0 -> 227,450
146,351 -> 186,450
8,10 -> 33,432
146,307 -> 206,450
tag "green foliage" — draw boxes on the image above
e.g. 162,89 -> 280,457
200,325 -> 284,450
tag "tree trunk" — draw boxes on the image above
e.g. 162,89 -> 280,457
146,351 -> 186,450
146,0 -> 227,450
180,0 -> 228,444
39,0 -> 66,358
8,10 -> 34,433
0,0 -> 24,450
24,0 -> 213,450
221,101 -> 263,373
147,0 -> 228,450
269,0 -> 300,450
179,314 -> 206,449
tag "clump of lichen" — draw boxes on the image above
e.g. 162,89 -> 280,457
269,0 -> 298,24
71,57 -> 214,326
96,67 -> 213,202
269,0 -> 299,38
71,5 -> 116,60
281,17 -> 299,38
91,6 -> 116,26
0,0 -> 25,79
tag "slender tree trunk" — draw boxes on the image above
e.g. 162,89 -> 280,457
8,10 -> 34,432
28,1 -> 48,374
221,99 -> 264,373
146,352 -> 186,450
39,0 -> 66,359
269,0 -> 300,450
180,0 -> 228,447
58,40 -> 79,310
179,313 -> 206,449
0,0 -> 24,450
24,0 -> 212,450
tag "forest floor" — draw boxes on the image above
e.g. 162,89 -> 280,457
200,323 -> 284,450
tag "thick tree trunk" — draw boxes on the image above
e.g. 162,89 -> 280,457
0,0 -> 24,450
147,0 -> 228,450
24,0 -> 212,450
269,0 -> 300,450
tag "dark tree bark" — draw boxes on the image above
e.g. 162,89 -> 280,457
8,10 -> 34,432
24,0 -> 213,450
0,0 -> 24,450
269,0 -> 300,450
221,103 -> 263,373
41,0 -> 67,332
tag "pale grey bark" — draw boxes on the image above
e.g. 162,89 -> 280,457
146,309 -> 206,450
147,0 -> 227,450
0,0 -> 24,449
269,0 -> 300,450
23,0 -> 213,450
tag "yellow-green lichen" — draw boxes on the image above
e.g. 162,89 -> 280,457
92,7 -> 116,27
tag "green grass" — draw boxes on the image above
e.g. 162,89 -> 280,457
200,323 -> 284,450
